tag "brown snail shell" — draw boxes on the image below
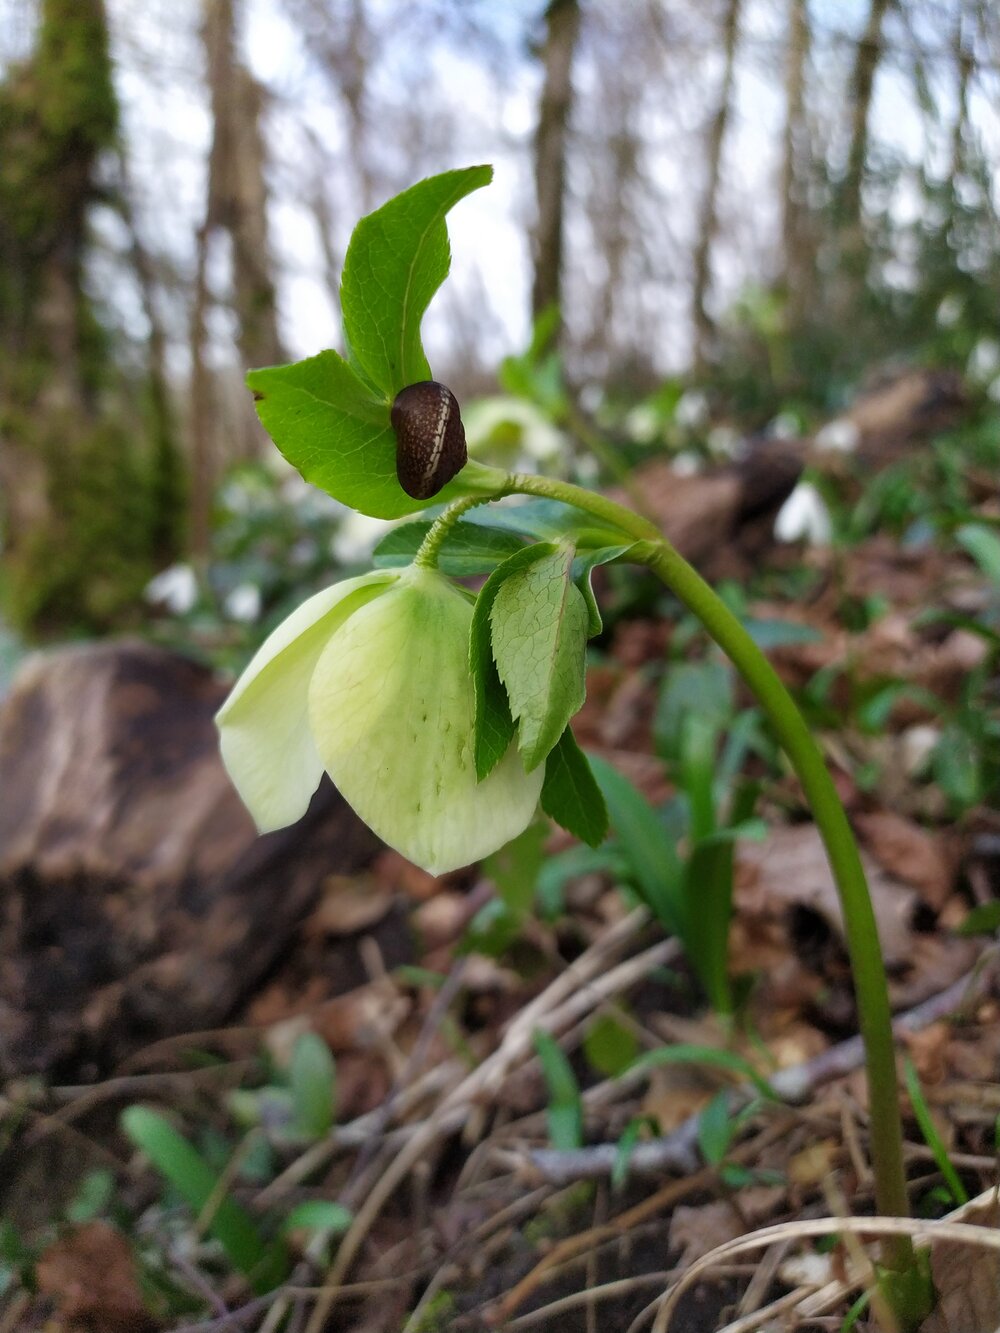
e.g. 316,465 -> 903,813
391,380 -> 467,500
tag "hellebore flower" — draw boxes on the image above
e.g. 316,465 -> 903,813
216,565 -> 543,875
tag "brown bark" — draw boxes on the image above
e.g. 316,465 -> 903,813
839,0 -> 892,244
780,0 -> 813,326
202,0 -> 284,372
691,0 -> 742,374
531,0 -> 582,326
188,0 -> 285,550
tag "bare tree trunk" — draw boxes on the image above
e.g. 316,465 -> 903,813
691,0 -> 742,374
188,224 -> 215,560
531,0 -> 581,327
839,0 -> 891,245
202,0 -> 284,373
949,5 -> 972,193
188,0 -> 284,548
119,151 -> 186,562
781,0 -> 813,328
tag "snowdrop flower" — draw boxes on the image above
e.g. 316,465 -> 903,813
775,482 -> 832,545
463,397 -> 564,466
814,419 -> 860,454
330,511 -> 395,565
225,583 -> 262,624
968,338 -> 1000,385
675,390 -> 709,430
145,563 -> 198,615
216,566 -> 543,875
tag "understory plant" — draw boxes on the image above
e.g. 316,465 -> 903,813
215,166 -> 933,1327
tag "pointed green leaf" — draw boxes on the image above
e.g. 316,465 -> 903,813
541,728 -> 608,846
470,542 -> 556,780
290,1033 -> 336,1140
491,544 -> 589,772
340,165 -> 493,396
373,519 -> 526,575
533,1030 -> 583,1151
483,820 -> 547,918
247,350 -> 503,519
572,544 -> 633,637
121,1106 -> 289,1292
589,755 -> 686,936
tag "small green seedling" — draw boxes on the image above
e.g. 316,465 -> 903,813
121,1106 -> 289,1293
903,1057 -> 968,1207
533,1029 -> 583,1151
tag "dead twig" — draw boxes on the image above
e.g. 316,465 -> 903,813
526,960 -> 994,1183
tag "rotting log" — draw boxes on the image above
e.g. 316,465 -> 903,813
0,639 -> 379,1078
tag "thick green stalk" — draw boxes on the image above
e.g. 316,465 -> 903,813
506,473 -> 926,1310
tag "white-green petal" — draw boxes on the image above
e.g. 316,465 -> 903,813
308,568 -> 543,875
216,573 -> 396,832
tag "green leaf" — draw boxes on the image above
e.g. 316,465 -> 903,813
247,350 -> 401,517
535,842 -> 627,919
611,1115 -> 659,1190
573,545 -> 633,637
654,661 -> 734,762
373,519 -> 525,575
466,498 -> 628,548
281,1201 -> 353,1238
956,522 -> 1000,583
65,1169 -> 115,1223
627,1044 -> 778,1101
484,820 -> 547,918
470,542 -> 556,780
247,351 -> 502,520
954,900 -> 1000,936
697,1091 -> 734,1166
121,1106 -> 289,1293
588,756 -> 685,936
533,1030 -> 583,1151
491,544 -> 589,771
290,1033 -> 336,1140
340,165 -> 493,397
903,1057 -> 968,1205
584,1010 -> 639,1077
541,728 -> 608,846
739,617 -> 823,649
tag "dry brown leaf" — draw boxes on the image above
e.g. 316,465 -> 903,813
36,1222 -> 156,1332
668,1201 -> 744,1267
305,873 -> 394,937
921,1197 -> 1000,1333
736,824 -> 918,968
855,812 -> 957,912
668,1188 -> 785,1268
788,1138 -> 839,1187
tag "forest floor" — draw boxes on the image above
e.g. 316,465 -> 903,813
2,401 -> 1000,1333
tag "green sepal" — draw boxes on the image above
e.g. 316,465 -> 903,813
470,542 -> 557,780
541,728 -> 609,847
490,543 -> 589,772
572,544 -> 634,637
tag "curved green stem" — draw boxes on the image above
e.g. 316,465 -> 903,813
505,473 -> 925,1308
414,492 -> 509,569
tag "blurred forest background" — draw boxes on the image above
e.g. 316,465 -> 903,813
2,7 -> 1000,1327
0,0 -> 998,651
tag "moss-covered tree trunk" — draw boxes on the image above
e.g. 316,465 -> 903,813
0,0 -> 183,634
